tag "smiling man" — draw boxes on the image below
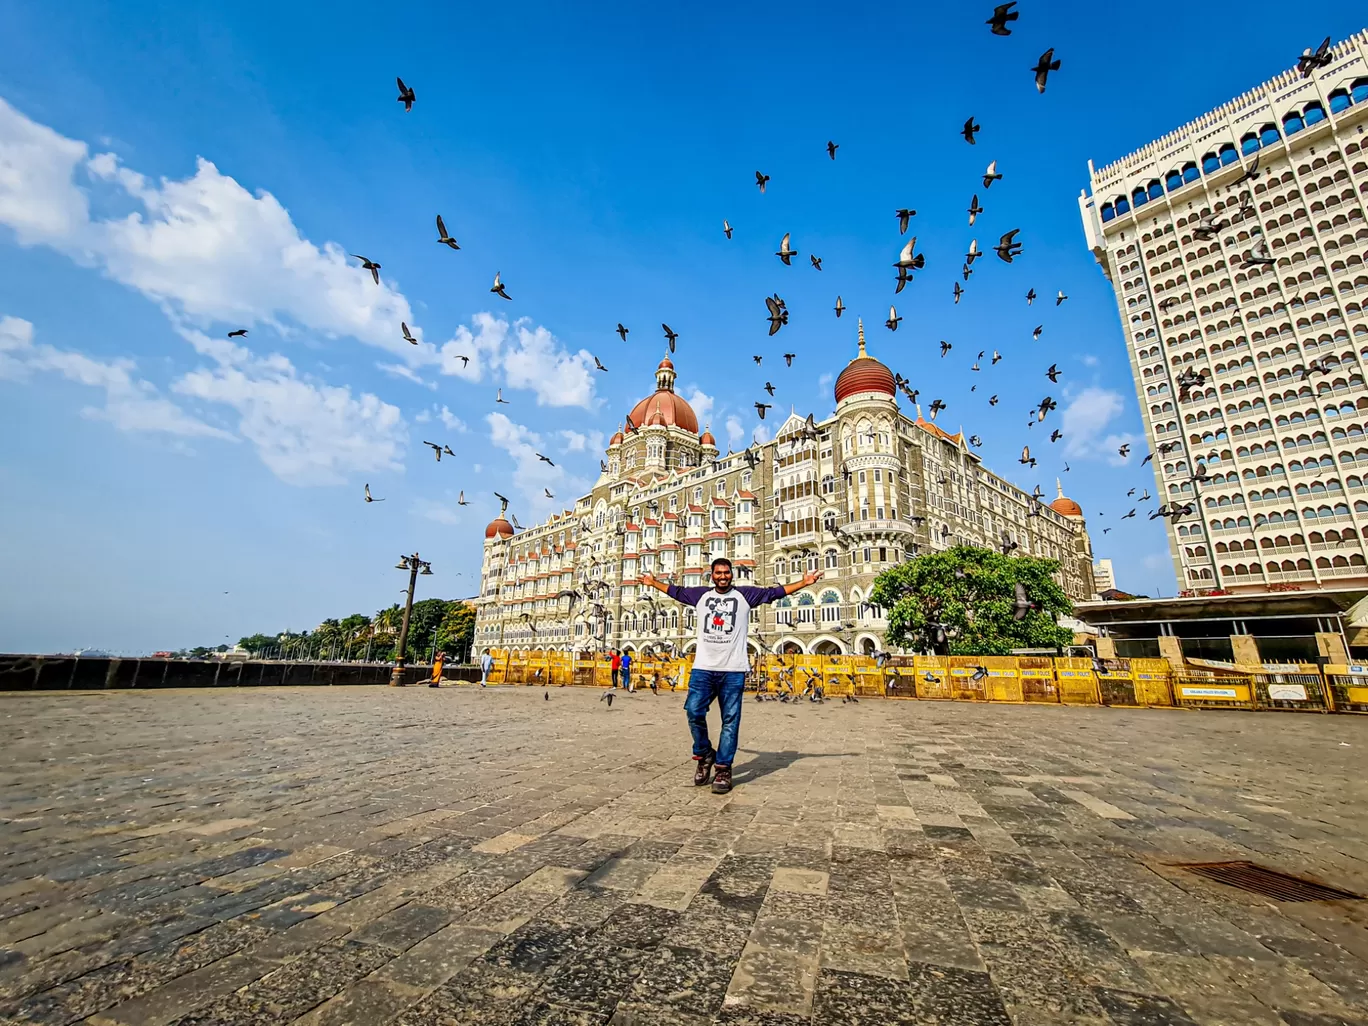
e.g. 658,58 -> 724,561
640,558 -> 821,794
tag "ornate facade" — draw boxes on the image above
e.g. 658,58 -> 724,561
474,326 -> 1096,657
1080,32 -> 1368,593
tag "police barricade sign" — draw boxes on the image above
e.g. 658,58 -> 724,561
1095,658 -> 1141,707
1251,667 -> 1330,712
1323,664 -> 1368,714
1017,657 -> 1060,703
1130,658 -> 1174,707
1055,658 -> 1101,705
1173,674 -> 1256,710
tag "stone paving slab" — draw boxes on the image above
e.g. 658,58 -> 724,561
1,686 -> 1367,1025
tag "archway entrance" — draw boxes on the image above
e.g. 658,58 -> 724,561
813,640 -> 844,655
779,641 -> 804,655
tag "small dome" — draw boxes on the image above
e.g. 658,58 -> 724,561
626,357 -> 698,432
1050,479 -> 1083,517
700,426 -> 716,447
609,430 -> 624,446
647,406 -> 667,427
835,320 -> 896,403
485,517 -> 514,540
658,356 -> 674,370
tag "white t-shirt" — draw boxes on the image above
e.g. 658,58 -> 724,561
666,584 -> 786,672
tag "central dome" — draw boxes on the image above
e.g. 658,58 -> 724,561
835,320 -> 896,403
627,357 -> 699,433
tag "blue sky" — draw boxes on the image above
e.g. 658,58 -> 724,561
1,2 -> 1364,654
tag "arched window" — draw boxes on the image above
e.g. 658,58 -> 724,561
796,592 -> 816,623
1182,161 -> 1200,184
1303,101 -> 1326,126
1146,180 -> 1163,201
1259,123 -> 1280,146
1132,186 -> 1148,209
1283,111 -> 1304,135
776,596 -> 792,625
1165,169 -> 1183,192
1219,142 -> 1239,165
1352,78 -> 1368,105
819,590 -> 841,624
1240,132 -> 1260,156
1202,152 -> 1220,173
1329,89 -> 1351,113
1115,195 -> 1131,215
1101,202 -> 1115,223
824,548 -> 839,569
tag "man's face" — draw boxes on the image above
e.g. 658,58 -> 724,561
710,563 -> 733,590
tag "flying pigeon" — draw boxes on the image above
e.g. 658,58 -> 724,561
896,267 -> 913,294
1032,48 -> 1061,93
536,452 -> 555,465
1025,288 -> 1036,305
662,324 -> 678,352
995,229 -> 1023,262
983,160 -> 1003,188
755,170 -> 770,192
939,340 -> 952,357
1055,290 -> 1068,306
827,140 -> 839,160
753,354 -> 763,365
1012,582 -> 1032,620
894,237 -> 924,270
962,117 -> 980,144
968,194 -> 983,225
965,239 -> 981,265
435,214 -> 459,250
1118,443 -> 1131,457
776,232 -> 798,265
765,295 -> 789,336
953,282 -> 964,304
593,355 -> 608,372
364,483 -> 384,502
810,254 -> 823,271
992,350 -> 1001,364
723,219 -> 733,239
1050,429 -> 1062,442
886,306 -> 902,331
896,208 -> 917,234
1046,364 -> 1060,382
352,254 -> 381,284
396,76 -> 416,111
764,381 -> 775,396
490,272 -> 511,300
1298,36 -> 1334,78
401,321 -> 417,344
755,402 -> 772,419
929,398 -> 947,418
834,296 -> 845,318
227,329 -> 248,338
1033,325 -> 1043,341
495,388 -> 509,404
987,2 -> 1018,35
616,323 -> 629,341
457,491 -> 469,505
783,353 -> 795,366
423,441 -> 443,461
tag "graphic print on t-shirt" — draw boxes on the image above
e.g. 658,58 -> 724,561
701,595 -> 739,640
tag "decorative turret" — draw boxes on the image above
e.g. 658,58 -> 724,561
834,319 -> 896,404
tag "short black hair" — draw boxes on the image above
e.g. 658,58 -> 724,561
710,557 -> 733,572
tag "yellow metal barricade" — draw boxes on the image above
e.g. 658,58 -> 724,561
1131,658 -> 1174,706
1252,669 -> 1331,712
1017,657 -> 1060,703
1095,658 -> 1141,707
1172,674 -> 1257,710
488,650 -> 510,684
1055,658 -> 1101,705
947,657 -> 989,701
573,655 -> 597,687
883,658 -> 920,698
527,652 -> 550,686
913,656 -> 951,699
1324,664 -> 1368,713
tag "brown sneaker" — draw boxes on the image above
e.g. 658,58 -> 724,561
711,764 -> 733,795
693,752 -> 715,786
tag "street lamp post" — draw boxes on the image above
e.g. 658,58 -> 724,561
390,553 -> 433,687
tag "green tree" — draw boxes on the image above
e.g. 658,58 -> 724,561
338,613 -> 370,658
405,598 -> 453,659
237,633 -> 277,655
870,546 -> 1074,656
435,602 -> 476,660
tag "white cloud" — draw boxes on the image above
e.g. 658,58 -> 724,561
683,386 -> 715,429
724,415 -> 745,448
378,362 -> 435,389
0,98 -> 600,410
412,498 -> 464,526
817,372 -> 834,390
486,413 -> 590,520
559,428 -> 604,453
172,325 -> 407,485
1061,387 -> 1140,465
436,405 -> 466,432
1081,354 -> 1100,367
0,315 -> 233,441
436,312 -> 597,408
752,423 -> 773,444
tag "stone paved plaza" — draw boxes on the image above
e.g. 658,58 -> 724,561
3,686 -> 1368,1026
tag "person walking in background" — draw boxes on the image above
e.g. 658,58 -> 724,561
641,558 -> 822,794
610,650 -> 622,689
479,650 -> 493,687
620,650 -> 633,692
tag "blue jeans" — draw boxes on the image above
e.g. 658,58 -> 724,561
621,667 -> 631,691
684,669 -> 746,767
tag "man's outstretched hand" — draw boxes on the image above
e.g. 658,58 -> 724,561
640,572 -> 656,587
800,570 -> 824,587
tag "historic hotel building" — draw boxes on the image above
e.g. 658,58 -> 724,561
1080,31 -> 1368,593
473,326 -> 1096,658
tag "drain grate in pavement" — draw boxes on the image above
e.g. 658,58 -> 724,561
1174,861 -> 1362,902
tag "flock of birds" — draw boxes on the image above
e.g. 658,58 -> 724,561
220,14 -> 1348,596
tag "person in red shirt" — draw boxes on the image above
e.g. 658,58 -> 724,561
610,650 -> 622,689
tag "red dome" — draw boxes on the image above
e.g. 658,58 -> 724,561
485,517 -> 514,540
1050,496 -> 1083,517
700,427 -> 716,446
627,358 -> 698,433
609,430 -> 624,446
834,321 -> 896,403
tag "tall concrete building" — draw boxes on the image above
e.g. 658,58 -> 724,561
1093,558 -> 1116,595
1080,32 -> 1368,595
474,325 -> 1096,658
